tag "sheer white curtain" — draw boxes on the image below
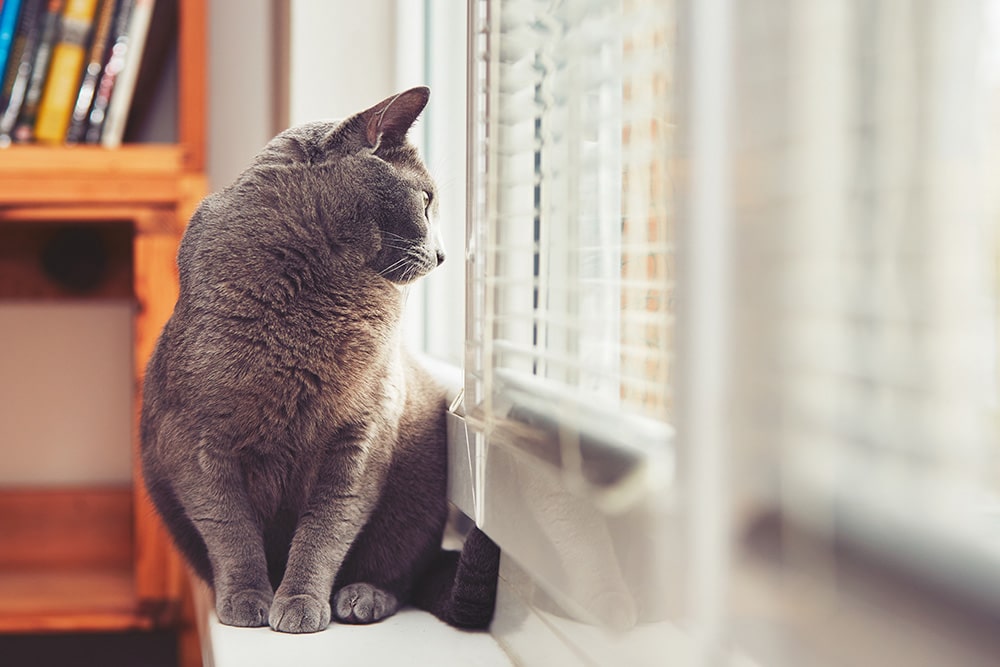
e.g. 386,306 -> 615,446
722,2 -> 1000,662
730,0 -> 999,546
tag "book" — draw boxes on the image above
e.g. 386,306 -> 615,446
0,0 -> 24,87
0,0 -> 40,106
0,0 -> 45,144
98,0 -> 150,147
82,0 -> 131,143
117,0 -> 172,142
33,0 -> 100,143
10,0 -> 64,142
64,0 -> 115,143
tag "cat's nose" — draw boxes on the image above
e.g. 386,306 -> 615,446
435,249 -> 446,266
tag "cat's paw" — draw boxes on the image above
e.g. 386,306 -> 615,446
333,582 -> 399,624
217,588 -> 273,627
269,593 -> 331,634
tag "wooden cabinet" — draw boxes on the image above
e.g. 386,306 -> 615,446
0,0 -> 206,650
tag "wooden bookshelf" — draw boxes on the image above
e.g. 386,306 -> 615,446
0,487 -> 141,633
0,0 -> 206,659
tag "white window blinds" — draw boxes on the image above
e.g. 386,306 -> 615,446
465,0 -> 673,505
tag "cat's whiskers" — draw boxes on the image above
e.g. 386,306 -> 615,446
379,256 -> 411,278
383,231 -> 411,243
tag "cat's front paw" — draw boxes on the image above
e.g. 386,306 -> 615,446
333,582 -> 399,624
269,593 -> 331,633
217,588 -> 273,627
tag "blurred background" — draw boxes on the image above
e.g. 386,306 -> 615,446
0,0 -> 999,666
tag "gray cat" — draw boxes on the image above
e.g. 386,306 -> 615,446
140,87 -> 499,634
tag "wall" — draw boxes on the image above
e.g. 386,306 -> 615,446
287,0 -> 399,125
0,303 -> 133,486
208,0 -> 282,190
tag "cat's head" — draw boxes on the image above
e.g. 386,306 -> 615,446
347,87 -> 445,284
251,87 -> 444,286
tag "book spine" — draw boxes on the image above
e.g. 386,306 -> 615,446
34,0 -> 99,143
97,0 -> 150,148
64,0 -> 114,143
0,0 -> 45,143
0,0 -> 25,85
82,0 -> 130,143
10,0 -> 64,142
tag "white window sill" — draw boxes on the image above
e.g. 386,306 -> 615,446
192,579 -> 513,667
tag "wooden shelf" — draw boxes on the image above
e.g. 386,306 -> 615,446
0,145 -> 187,173
0,566 -> 147,633
0,487 -> 133,567
0,145 -> 202,208
0,487 -> 171,633
0,220 -> 134,300
0,1 -> 206,659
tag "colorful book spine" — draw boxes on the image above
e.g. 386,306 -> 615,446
83,0 -> 130,143
64,0 -> 115,143
34,0 -> 100,143
0,0 -> 25,87
10,0 -> 64,142
0,0 -> 45,144
98,0 -> 150,147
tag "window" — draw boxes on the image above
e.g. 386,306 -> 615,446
403,0 -> 469,366
455,0 -> 1000,665
464,0 -> 673,488
457,1 -> 674,664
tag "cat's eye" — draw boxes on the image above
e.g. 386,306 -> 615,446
422,190 -> 432,210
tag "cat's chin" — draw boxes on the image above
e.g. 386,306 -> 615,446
392,273 -> 431,287
376,249 -> 440,285
380,264 -> 436,287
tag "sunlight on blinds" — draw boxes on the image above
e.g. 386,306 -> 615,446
466,0 -> 673,452
465,0 -> 673,513
463,8 -> 675,657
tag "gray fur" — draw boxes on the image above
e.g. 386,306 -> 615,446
140,87 -> 498,634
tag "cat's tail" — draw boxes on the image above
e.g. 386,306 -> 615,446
412,526 -> 501,629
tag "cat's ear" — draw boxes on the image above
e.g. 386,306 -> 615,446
361,86 -> 430,150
